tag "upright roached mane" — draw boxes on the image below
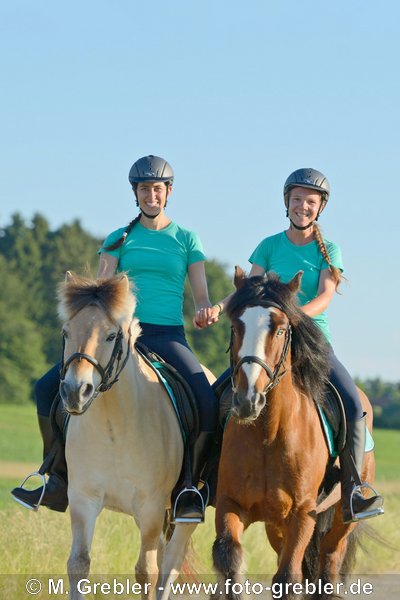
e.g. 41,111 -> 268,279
57,273 -> 139,334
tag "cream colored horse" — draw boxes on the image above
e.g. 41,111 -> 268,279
58,272 -> 198,600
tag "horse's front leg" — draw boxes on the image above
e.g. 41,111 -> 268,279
272,506 -> 316,600
316,505 -> 357,600
157,522 -> 198,600
212,498 -> 246,600
68,493 -> 102,600
135,500 -> 167,600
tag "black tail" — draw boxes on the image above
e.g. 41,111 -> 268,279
213,533 -> 243,580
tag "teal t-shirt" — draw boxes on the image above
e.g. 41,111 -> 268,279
249,231 -> 343,343
98,221 -> 205,326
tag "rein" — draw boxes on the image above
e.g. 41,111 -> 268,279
60,323 -> 133,404
230,300 -> 292,395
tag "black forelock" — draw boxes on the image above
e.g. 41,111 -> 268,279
226,272 -> 330,402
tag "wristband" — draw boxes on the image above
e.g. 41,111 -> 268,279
215,303 -> 224,316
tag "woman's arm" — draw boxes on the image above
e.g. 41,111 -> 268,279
97,253 -> 118,278
188,262 -> 214,329
301,268 -> 337,317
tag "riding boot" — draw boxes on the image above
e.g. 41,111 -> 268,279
340,413 -> 384,523
11,415 -> 68,512
173,431 -> 215,524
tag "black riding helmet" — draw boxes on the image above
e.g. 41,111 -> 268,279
283,168 -> 330,208
128,155 -> 174,186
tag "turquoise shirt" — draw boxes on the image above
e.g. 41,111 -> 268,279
98,221 -> 205,326
249,231 -> 343,343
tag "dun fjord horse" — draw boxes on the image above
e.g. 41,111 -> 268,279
213,268 -> 377,600
58,273 -> 198,600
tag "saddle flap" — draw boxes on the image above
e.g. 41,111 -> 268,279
135,342 -> 199,444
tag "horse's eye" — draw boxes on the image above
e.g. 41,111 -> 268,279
106,333 -> 117,342
277,328 -> 285,337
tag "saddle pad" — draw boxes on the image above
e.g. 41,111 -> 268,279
136,344 -> 199,445
318,405 -> 374,457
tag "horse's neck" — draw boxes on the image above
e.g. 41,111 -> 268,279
92,351 -> 158,428
263,373 -> 302,441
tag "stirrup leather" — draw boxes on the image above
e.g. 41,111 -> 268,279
11,471 -> 47,511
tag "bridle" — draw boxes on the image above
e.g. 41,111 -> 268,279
230,300 -> 292,395
59,318 -> 133,405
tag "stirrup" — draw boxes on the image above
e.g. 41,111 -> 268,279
11,471 -> 47,511
348,482 -> 384,522
172,485 -> 207,524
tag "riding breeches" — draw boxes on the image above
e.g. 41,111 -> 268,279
328,346 -> 363,421
138,323 -> 218,432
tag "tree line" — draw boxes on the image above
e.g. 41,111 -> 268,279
0,213 -> 398,428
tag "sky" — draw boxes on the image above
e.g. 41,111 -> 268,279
1,1 -> 399,381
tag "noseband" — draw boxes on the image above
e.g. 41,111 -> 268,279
230,301 -> 292,395
60,324 -> 132,399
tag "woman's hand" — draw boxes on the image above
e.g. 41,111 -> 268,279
193,305 -> 222,329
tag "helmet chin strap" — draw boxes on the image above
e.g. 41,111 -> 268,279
140,209 -> 160,220
288,218 -> 315,231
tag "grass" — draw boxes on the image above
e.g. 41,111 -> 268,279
1,403 -> 399,583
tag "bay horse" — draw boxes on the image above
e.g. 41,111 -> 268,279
57,272 -> 199,600
213,267 -> 377,600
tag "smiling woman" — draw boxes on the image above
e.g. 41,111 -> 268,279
197,167 -> 384,527
12,154 -> 219,526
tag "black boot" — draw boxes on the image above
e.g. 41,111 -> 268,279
11,415 -> 68,512
340,413 -> 384,523
173,431 -> 215,524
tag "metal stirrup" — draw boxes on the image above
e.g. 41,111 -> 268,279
349,482 -> 384,522
172,485 -> 207,524
11,471 -> 47,511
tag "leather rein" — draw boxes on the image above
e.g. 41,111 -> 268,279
230,300 -> 292,395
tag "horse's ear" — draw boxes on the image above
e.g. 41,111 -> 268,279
234,265 -> 246,289
65,271 -> 74,283
117,273 -> 131,293
287,271 -> 303,293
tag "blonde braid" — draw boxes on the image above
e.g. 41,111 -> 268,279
313,223 -> 345,291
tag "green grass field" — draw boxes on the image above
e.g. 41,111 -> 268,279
1,403 -> 399,582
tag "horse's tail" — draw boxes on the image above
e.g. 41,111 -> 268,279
212,533 -> 244,582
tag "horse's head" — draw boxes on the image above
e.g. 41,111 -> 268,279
58,272 -> 140,415
227,266 -> 303,422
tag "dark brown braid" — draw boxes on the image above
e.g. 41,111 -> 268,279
313,222 -> 345,291
102,214 -> 141,251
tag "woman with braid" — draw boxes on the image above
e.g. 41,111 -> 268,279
196,167 -> 383,524
12,155 -> 218,524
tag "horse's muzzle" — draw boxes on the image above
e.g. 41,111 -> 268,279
231,391 -> 266,421
59,379 -> 95,414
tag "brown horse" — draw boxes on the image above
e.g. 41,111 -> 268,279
213,267 -> 377,600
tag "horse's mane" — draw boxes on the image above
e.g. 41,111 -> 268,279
57,273 -> 137,325
226,272 -> 330,402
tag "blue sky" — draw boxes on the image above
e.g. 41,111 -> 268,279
1,1 -> 399,380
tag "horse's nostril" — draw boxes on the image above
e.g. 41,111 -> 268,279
81,383 -> 94,399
